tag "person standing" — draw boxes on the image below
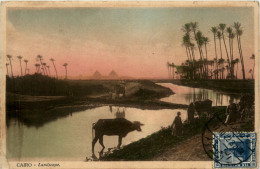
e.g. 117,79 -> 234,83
225,98 -> 238,124
171,112 -> 183,137
187,103 -> 195,123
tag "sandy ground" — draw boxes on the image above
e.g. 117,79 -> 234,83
152,134 -> 211,161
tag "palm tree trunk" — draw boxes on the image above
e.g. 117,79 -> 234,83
52,61 -> 58,78
65,67 -> 68,79
44,66 -> 48,76
222,33 -> 231,75
19,60 -> 23,76
218,38 -> 223,59
236,63 -> 238,79
185,47 -> 190,61
231,38 -> 234,79
39,59 -> 46,75
6,65 -> 9,77
172,66 -> 174,79
213,36 -> 218,80
252,58 -> 255,79
48,68 -> 51,76
204,43 -> 209,79
228,37 -> 233,79
187,47 -> 194,79
239,36 -> 245,80
198,47 -> 203,79
9,58 -> 14,78
236,35 -> 245,80
25,63 -> 28,75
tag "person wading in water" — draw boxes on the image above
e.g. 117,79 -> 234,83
171,112 -> 183,137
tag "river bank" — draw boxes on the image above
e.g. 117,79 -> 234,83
168,79 -> 254,94
101,106 -> 254,161
7,78 -> 183,127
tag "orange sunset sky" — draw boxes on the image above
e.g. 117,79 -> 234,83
6,7 -> 255,79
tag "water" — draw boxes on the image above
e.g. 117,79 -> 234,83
7,106 -> 187,160
7,83 -> 239,160
157,83 -> 239,106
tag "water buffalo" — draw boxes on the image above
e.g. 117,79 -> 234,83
92,118 -> 143,155
193,99 -> 212,118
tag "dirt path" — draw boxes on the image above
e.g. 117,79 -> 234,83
152,134 -> 211,161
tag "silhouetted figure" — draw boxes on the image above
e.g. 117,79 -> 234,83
171,112 -> 183,137
92,118 -> 143,156
187,103 -> 195,123
225,99 -> 238,124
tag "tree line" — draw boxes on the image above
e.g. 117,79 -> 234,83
167,22 -> 255,80
6,55 -> 69,79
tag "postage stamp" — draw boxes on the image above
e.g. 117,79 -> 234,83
213,132 -> 257,168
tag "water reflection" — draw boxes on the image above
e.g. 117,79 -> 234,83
115,107 -> 126,118
157,83 -> 239,106
7,106 -> 187,160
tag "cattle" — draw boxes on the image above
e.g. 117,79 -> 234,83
193,99 -> 212,118
92,118 -> 144,155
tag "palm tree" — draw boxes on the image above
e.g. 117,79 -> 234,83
171,63 -> 175,79
225,65 -> 230,79
217,31 -> 223,59
203,37 -> 209,78
17,56 -> 23,76
41,68 -> 45,74
196,30 -> 206,79
182,33 -> 192,61
222,67 -> 225,79
46,65 -> 51,76
24,59 -> 28,75
50,58 -> 58,78
230,32 -> 235,79
35,64 -> 40,73
37,55 -> 46,75
6,63 -> 9,76
233,58 -> 239,79
63,63 -> 68,79
211,27 -> 219,79
27,69 -> 30,75
42,63 -> 48,76
219,24 -> 231,74
250,54 -> 255,79
234,22 -> 245,80
167,62 -> 171,79
226,27 -> 235,79
7,55 -> 14,77
218,58 -> 225,79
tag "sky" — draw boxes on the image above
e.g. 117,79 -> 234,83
6,7 -> 255,79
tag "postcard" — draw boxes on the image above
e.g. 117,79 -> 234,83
0,1 -> 259,169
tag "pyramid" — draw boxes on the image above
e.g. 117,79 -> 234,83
108,70 -> 118,77
92,70 -> 102,77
